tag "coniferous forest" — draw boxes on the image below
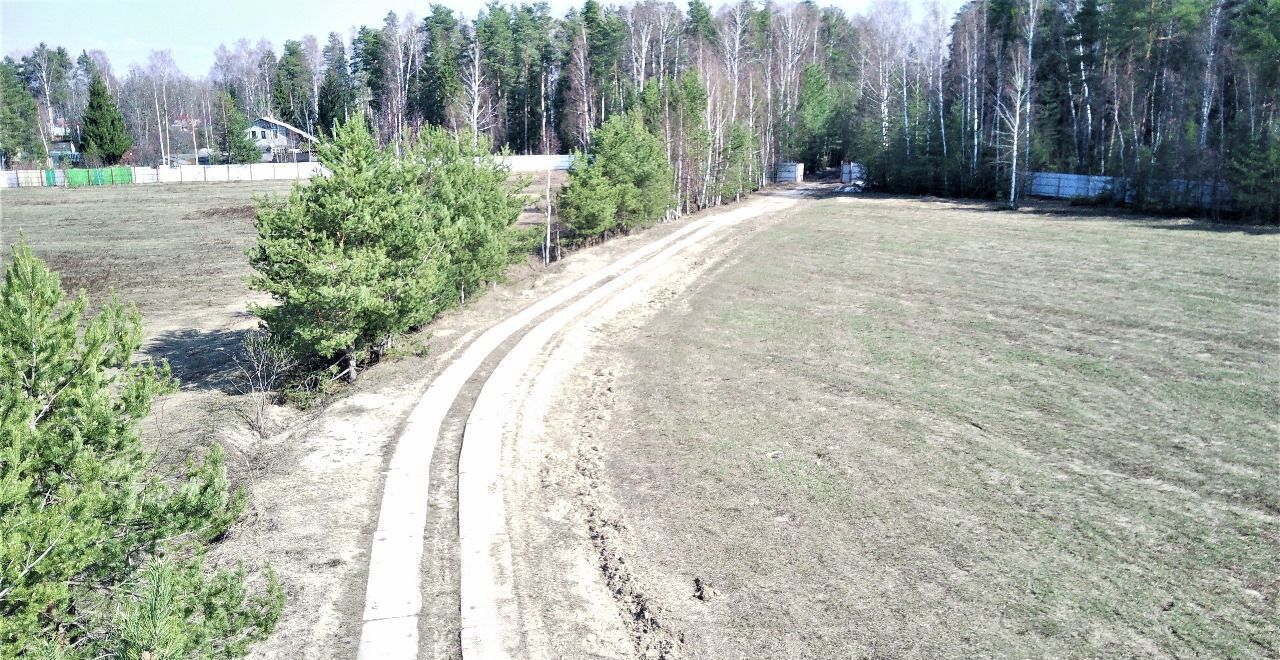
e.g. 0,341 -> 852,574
1,0 -> 1276,220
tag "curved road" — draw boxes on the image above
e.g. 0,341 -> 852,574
357,191 -> 802,659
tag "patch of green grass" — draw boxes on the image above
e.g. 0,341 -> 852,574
761,455 -> 852,507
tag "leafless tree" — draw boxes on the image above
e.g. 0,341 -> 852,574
859,0 -> 907,151
460,25 -> 496,143
564,21 -> 593,149
234,330 -> 296,437
146,50 -> 178,164
717,2 -> 751,125
302,35 -> 323,134
998,45 -> 1030,207
624,5 -> 654,91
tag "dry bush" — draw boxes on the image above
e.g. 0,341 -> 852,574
233,329 -> 296,437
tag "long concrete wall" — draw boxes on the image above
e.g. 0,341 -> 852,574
1,155 -> 574,189
499,154 -> 576,172
1,162 -> 328,187
1027,172 -> 1122,199
1027,171 -> 1228,207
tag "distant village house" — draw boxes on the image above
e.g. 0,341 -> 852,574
249,117 -> 317,163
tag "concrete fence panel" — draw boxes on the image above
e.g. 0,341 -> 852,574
226,164 -> 252,182
775,161 -> 804,183
840,162 -> 866,184
298,162 -> 327,178
500,154 -> 575,172
250,163 -> 277,180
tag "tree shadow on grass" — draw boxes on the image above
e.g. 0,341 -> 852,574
1004,200 -> 1277,234
824,188 -> 1279,234
1031,209 -> 1280,235
143,327 -> 250,394
895,192 -> 1279,235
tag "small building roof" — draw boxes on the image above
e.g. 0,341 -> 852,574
256,116 -> 319,143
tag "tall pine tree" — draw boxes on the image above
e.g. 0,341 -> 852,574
79,72 -> 131,165
0,58 -> 45,167
317,33 -> 356,136
273,40 -> 313,130
415,5 -> 462,127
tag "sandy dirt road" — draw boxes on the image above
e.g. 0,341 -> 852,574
356,190 -> 807,659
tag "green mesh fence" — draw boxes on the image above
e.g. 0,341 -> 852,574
63,167 -> 134,186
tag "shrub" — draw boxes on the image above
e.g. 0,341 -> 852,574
0,242 -> 282,657
248,117 -> 441,382
233,329 -> 296,436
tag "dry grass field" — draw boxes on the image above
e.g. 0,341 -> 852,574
0,182 -> 293,319
591,195 -> 1280,658
0,175 -> 556,390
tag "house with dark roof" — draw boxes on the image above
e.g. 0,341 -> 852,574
248,117 -> 319,162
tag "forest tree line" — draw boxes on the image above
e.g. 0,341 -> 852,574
1,0 -> 1276,219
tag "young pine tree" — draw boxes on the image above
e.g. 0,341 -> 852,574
717,123 -> 757,203
558,152 -> 620,242
589,111 -> 673,231
0,242 -> 282,657
557,112 -> 673,242
413,128 -> 525,305
248,117 -> 441,382
79,72 -> 132,165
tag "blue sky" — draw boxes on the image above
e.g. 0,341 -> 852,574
2,0 -> 944,77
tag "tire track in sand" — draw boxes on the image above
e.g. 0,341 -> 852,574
357,192 -> 797,658
457,195 -> 798,659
